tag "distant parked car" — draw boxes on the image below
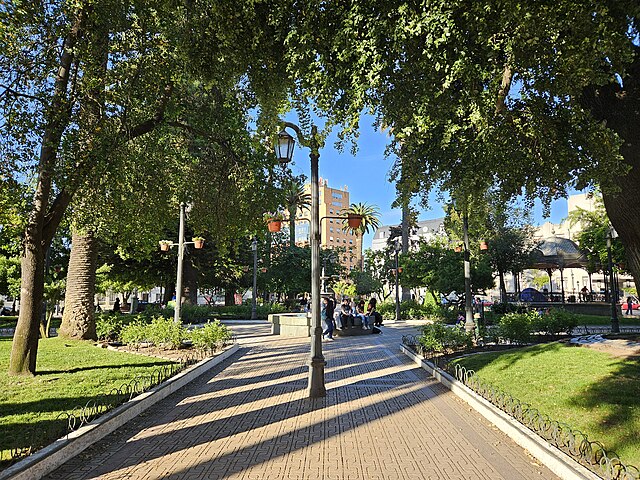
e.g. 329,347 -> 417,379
620,296 -> 640,310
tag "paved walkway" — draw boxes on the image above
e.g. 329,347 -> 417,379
45,322 -> 555,480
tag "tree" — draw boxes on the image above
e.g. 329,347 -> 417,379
283,176 -> 311,246
567,192 -> 625,273
3,0 -> 293,374
285,1 -> 640,291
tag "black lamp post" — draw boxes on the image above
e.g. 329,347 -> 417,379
606,226 -> 620,333
251,237 -> 258,320
275,123 -> 326,398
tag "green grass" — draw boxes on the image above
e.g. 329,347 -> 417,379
0,337 -> 176,465
574,314 -> 639,325
451,343 -> 640,467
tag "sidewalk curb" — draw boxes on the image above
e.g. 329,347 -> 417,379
1,343 -> 240,480
400,345 -> 600,480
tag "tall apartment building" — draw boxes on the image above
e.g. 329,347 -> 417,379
294,179 -> 362,270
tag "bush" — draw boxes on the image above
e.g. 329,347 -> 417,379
96,312 -> 133,341
418,322 -> 473,355
120,320 -> 150,348
497,312 -> 537,344
491,302 -> 528,315
531,308 -> 579,337
146,316 -> 188,349
190,320 -> 233,352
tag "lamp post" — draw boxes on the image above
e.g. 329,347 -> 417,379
606,226 -> 620,333
276,123 -> 326,398
158,203 -> 204,323
394,241 -> 402,322
251,237 -> 258,320
462,204 -> 474,333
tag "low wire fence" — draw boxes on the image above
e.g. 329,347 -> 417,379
1,343 -> 233,469
402,335 -> 640,480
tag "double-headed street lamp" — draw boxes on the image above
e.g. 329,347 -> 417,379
159,203 -> 204,323
606,226 -> 620,333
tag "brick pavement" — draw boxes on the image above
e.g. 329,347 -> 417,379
45,322 -> 556,480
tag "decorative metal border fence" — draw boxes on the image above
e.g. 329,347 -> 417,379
401,335 -> 640,480
1,342 -> 234,467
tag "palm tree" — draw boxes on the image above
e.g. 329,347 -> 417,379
341,202 -> 382,236
284,180 -> 311,246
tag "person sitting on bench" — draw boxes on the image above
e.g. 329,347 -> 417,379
340,298 -> 354,328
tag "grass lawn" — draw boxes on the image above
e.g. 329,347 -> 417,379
574,314 -> 640,326
451,343 -> 640,467
0,337 -> 176,465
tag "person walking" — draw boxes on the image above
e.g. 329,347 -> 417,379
626,297 -> 633,315
321,297 -> 334,340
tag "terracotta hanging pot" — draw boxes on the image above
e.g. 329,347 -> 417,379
479,241 -> 488,251
193,238 -> 205,249
347,214 -> 362,229
267,220 -> 282,233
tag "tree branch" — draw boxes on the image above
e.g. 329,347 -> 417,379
495,63 -> 513,115
122,82 -> 173,141
0,85 -> 45,103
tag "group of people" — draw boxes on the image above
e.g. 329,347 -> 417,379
320,296 -> 382,340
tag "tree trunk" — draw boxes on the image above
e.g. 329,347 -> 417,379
585,49 -> 640,290
225,289 -> 235,306
163,281 -> 175,305
8,12 -> 86,376
290,216 -> 296,246
498,270 -> 507,303
182,257 -> 198,305
59,231 -> 98,340
401,204 -> 411,301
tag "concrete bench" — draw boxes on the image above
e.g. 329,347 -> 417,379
268,313 -> 312,337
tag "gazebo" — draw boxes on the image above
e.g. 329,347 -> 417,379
528,236 -> 591,302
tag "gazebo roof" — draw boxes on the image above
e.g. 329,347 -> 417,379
529,236 -> 590,270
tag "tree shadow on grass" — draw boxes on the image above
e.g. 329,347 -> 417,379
567,354 -> 640,467
39,360 -> 174,375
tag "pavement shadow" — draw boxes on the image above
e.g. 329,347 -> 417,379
52,364 -> 442,478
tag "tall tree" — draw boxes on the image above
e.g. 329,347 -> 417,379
285,1 -> 640,290
2,0 -> 292,374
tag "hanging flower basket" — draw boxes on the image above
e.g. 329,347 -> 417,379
192,237 -> 205,249
479,240 -> 488,251
454,245 -> 462,253
347,214 -> 363,229
243,266 -> 250,272
159,240 -> 172,252
267,220 -> 282,233
397,267 -> 403,274
261,267 -> 268,273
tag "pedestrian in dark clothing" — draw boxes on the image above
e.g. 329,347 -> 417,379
112,297 -> 120,313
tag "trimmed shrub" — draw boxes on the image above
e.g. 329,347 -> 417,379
491,302 -> 528,315
146,316 -> 188,349
497,312 -> 537,344
418,322 -> 473,355
96,312 -> 133,341
120,320 -> 150,348
190,320 -> 233,352
531,308 -> 579,337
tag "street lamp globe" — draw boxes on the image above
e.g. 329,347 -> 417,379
276,130 -> 295,163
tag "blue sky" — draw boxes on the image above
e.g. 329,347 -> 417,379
285,113 -> 572,250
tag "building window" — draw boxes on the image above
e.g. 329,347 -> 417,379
343,239 -> 347,243
330,227 -> 333,232
349,240 -> 353,244
332,201 -> 342,207
332,192 -> 342,199
329,209 -> 334,214
330,236 -> 333,241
